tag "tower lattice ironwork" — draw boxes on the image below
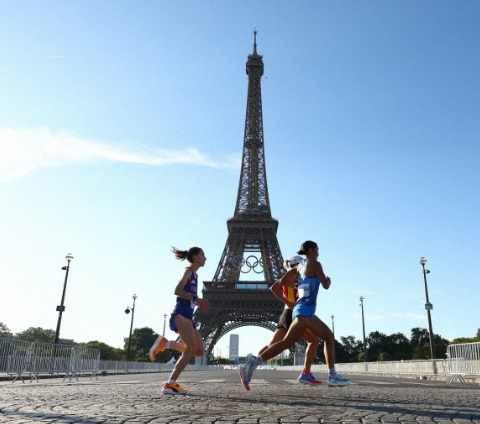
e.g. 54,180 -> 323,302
194,33 -> 285,357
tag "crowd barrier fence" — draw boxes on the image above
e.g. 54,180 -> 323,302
2,338 -> 478,385
446,341 -> 480,385
0,337 -> 100,383
280,358 -> 447,379
98,360 -> 218,374
0,337 -> 31,382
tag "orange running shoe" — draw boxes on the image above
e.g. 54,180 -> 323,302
161,382 -> 188,395
149,336 -> 168,361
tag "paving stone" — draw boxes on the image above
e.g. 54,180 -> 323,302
0,371 -> 479,423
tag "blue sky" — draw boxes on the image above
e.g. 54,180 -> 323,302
1,1 -> 479,358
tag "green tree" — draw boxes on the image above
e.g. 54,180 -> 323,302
410,327 -> 430,348
213,357 -> 234,365
365,331 -> 388,362
412,344 -> 427,359
433,334 -> 449,359
156,349 -> 177,364
337,335 -> 362,363
123,327 -> 157,362
451,328 -> 480,344
0,322 -> 13,338
388,332 -> 412,360
15,327 -> 56,343
378,352 -> 391,361
81,341 -> 125,360
410,328 -> 449,359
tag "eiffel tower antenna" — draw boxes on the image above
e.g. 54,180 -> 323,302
194,34 -> 285,358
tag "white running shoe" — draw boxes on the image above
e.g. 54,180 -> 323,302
238,364 -> 250,391
328,372 -> 351,387
244,353 -> 259,382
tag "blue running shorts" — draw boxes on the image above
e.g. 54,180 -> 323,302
169,304 -> 196,333
292,304 -> 316,321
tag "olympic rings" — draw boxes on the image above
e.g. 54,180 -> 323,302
231,254 -> 272,273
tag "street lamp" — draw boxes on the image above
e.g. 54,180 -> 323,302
160,313 -> 168,363
359,296 -> 367,363
125,294 -> 138,362
54,253 -> 74,344
419,257 -> 436,360
331,314 -> 335,340
331,314 -> 336,362
163,313 -> 167,336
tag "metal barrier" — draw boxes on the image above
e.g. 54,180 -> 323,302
72,347 -> 100,379
0,338 -> 101,383
446,342 -> 480,385
280,358 -> 448,380
333,359 -> 446,377
97,360 -> 218,374
30,342 -> 77,382
0,337 -> 32,382
8,335 -> 477,386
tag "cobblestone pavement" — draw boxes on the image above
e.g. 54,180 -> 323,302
0,370 -> 479,423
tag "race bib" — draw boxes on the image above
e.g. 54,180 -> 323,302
297,284 -> 310,299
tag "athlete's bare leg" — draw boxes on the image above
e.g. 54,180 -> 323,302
259,317 -> 309,361
306,315 -> 335,369
193,328 -> 205,357
258,328 -> 287,356
168,315 -> 199,381
303,329 -> 319,373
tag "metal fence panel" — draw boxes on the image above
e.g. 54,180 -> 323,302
447,342 -> 480,385
0,337 -> 31,382
73,347 -> 100,379
30,342 -> 77,382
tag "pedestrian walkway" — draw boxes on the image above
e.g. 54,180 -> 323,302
0,370 -> 478,423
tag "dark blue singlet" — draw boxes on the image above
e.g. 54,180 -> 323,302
169,268 -> 198,333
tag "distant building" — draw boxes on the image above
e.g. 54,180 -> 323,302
229,334 -> 239,360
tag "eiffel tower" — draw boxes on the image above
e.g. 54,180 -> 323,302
194,33 -> 285,357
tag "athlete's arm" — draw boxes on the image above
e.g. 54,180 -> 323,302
173,269 -> 211,310
278,268 -> 297,288
316,262 -> 331,289
270,280 -> 295,310
305,260 -> 330,289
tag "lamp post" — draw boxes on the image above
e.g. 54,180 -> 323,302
163,313 -> 167,336
125,294 -> 138,362
331,314 -> 335,340
419,257 -> 436,360
331,314 -> 336,362
160,313 -> 167,363
54,253 -> 74,344
359,296 -> 367,364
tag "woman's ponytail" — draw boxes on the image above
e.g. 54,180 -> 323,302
171,246 -> 202,263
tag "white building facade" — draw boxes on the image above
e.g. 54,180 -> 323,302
229,334 -> 239,360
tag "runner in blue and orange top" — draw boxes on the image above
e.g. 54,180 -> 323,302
256,255 -> 321,386
159,246 -> 210,395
